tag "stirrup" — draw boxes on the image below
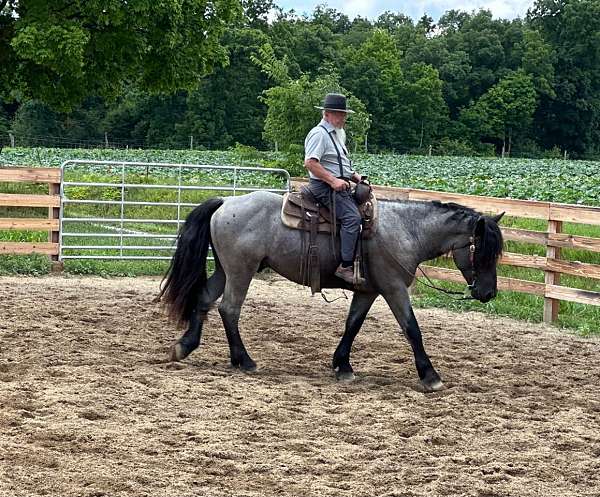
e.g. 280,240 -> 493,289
353,259 -> 366,286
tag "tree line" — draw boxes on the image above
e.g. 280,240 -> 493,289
1,0 -> 599,158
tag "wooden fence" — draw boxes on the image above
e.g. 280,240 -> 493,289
0,167 -> 62,266
292,179 -> 600,323
0,168 -> 598,323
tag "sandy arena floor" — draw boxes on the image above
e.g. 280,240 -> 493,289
1,274 -> 599,497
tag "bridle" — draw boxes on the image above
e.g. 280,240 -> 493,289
415,235 -> 478,300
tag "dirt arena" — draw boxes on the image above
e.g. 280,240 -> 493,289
1,275 -> 599,497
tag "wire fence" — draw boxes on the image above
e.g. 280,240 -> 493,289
0,131 -> 581,160
2,132 -> 161,150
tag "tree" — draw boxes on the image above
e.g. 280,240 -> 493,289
341,29 -> 404,151
261,74 -> 369,152
528,0 -> 600,156
181,28 -> 272,149
519,29 -> 555,98
11,100 -> 63,145
0,0 -> 241,110
0,106 -> 10,146
461,70 -> 537,155
401,63 -> 448,149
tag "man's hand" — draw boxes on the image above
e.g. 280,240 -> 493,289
331,177 -> 350,191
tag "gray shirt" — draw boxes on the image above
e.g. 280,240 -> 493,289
304,119 -> 354,179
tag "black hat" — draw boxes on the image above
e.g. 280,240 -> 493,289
315,93 -> 355,114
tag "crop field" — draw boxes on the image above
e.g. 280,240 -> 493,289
1,147 -> 599,205
0,147 -> 598,333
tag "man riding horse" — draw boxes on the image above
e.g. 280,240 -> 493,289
304,93 -> 366,285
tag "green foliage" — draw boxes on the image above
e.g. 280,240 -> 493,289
0,254 -> 51,275
232,142 -> 263,162
0,107 -> 9,141
250,43 -> 291,84
261,74 -> 370,152
4,1 -> 600,158
1,0 -> 241,110
528,0 -> 600,157
268,143 -> 305,177
432,137 -> 480,157
461,70 -> 537,152
342,29 -> 405,151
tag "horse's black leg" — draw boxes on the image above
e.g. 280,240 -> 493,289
332,291 -> 378,381
169,265 -> 226,361
382,287 -> 443,392
218,272 -> 256,372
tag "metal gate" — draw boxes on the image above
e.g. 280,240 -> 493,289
59,160 -> 291,261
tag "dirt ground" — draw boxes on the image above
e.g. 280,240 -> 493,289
1,275 -> 599,497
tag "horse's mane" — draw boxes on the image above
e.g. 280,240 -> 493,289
431,200 -> 504,264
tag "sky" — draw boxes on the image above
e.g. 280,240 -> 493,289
275,0 -> 535,22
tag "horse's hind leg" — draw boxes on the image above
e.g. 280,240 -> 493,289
169,264 -> 226,361
218,269 -> 257,372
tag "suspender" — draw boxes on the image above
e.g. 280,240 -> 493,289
319,125 -> 347,179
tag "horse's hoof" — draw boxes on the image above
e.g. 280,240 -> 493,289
422,379 -> 444,392
336,370 -> 356,382
233,357 -> 257,373
168,342 -> 187,362
240,363 -> 257,373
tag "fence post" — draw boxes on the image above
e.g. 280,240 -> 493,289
543,219 -> 562,323
9,132 -> 14,147
49,174 -> 63,271
190,135 -> 194,150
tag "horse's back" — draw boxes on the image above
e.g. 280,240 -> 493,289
211,191 -> 285,247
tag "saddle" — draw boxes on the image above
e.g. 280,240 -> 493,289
280,185 -> 378,294
281,187 -> 378,238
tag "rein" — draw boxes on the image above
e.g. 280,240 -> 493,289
414,237 -> 477,300
379,234 -> 478,301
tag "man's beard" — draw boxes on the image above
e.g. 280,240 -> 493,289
335,127 -> 346,144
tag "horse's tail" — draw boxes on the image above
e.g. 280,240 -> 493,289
158,197 -> 224,326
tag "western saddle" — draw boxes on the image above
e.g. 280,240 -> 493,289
281,185 -> 378,294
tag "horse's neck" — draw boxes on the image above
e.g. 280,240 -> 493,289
384,202 -> 472,263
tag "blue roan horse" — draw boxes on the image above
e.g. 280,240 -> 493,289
158,191 -> 503,391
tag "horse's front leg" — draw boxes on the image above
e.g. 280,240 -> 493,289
382,286 -> 444,392
332,291 -> 378,381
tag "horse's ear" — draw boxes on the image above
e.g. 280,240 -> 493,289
491,212 -> 505,224
475,216 -> 486,237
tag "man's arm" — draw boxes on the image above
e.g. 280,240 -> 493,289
305,158 -> 350,191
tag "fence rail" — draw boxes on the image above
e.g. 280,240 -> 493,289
292,179 -> 600,323
0,167 -> 61,262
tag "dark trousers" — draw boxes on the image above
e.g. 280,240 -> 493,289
308,179 -> 361,263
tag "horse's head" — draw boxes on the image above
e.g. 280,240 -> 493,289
452,212 -> 504,303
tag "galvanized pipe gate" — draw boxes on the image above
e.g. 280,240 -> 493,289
59,160 -> 291,261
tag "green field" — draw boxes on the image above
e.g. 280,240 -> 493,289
1,147 -> 599,334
